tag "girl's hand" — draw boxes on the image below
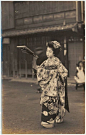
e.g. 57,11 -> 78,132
76,67 -> 79,70
37,65 -> 40,68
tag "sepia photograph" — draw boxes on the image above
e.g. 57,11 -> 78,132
1,1 -> 85,134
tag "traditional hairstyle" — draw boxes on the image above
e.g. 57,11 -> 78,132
46,41 -> 61,57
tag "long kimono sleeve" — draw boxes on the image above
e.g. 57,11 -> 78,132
37,60 -> 50,89
37,66 -> 46,82
57,59 -> 69,112
58,59 -> 68,79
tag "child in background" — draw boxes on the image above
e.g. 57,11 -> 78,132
74,61 -> 85,89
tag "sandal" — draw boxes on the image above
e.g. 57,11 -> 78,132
41,121 -> 54,128
56,118 -> 64,124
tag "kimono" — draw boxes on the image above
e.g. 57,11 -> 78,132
37,56 -> 69,125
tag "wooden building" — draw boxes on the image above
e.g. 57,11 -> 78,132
2,1 -> 85,78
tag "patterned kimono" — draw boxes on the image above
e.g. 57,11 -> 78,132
37,56 -> 68,125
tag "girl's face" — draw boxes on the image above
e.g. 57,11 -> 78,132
79,62 -> 83,67
46,47 -> 54,58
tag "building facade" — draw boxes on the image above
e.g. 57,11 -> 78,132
2,1 -> 85,78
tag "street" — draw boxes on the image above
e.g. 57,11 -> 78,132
2,79 -> 85,134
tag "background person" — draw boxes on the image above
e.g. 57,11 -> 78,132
74,61 -> 85,90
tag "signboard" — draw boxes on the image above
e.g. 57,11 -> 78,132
3,38 -> 10,44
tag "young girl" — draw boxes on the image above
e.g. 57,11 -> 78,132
37,41 -> 69,128
74,61 -> 85,89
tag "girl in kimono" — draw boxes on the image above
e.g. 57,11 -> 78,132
37,41 -> 69,128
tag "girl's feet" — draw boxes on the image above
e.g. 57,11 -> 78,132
55,118 -> 64,123
41,121 -> 54,128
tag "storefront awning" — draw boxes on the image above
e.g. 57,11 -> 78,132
2,23 -> 77,37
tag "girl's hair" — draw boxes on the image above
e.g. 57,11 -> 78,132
47,41 -> 61,57
77,61 -> 83,67
76,61 -> 85,74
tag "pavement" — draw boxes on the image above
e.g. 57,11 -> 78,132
2,77 -> 85,134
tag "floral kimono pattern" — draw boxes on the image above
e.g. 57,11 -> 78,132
37,56 -> 68,124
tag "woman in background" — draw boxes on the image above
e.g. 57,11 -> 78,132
37,41 -> 69,128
